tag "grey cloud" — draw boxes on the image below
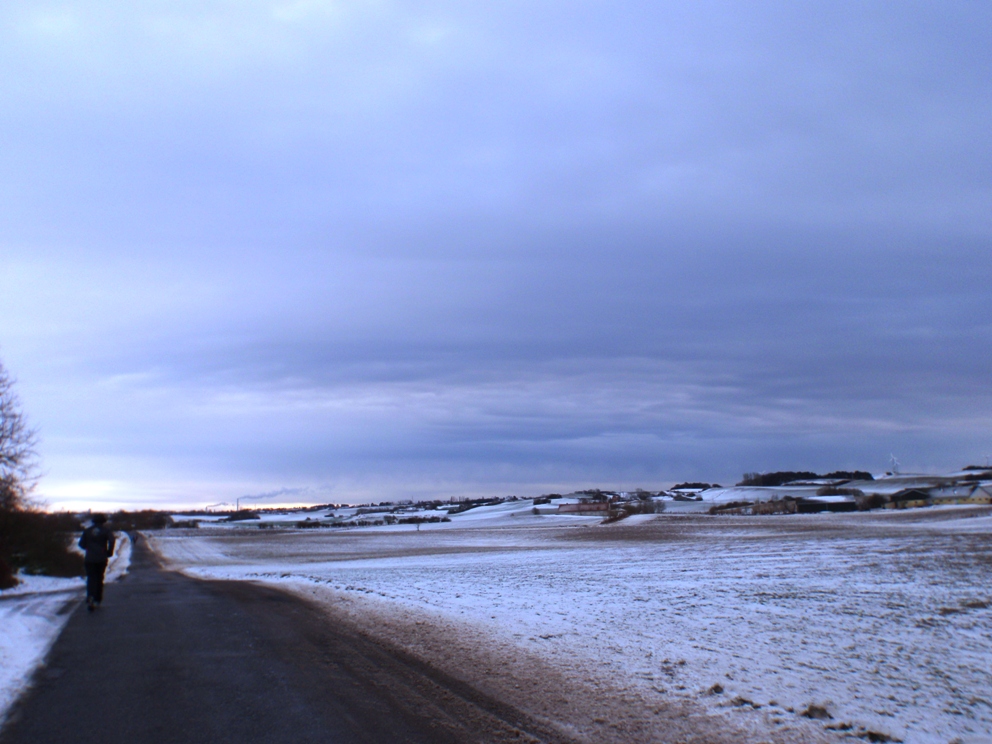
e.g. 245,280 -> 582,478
1,1 -> 990,506
3,2 -> 989,245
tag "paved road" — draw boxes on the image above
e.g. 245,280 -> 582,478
1,537 -> 569,744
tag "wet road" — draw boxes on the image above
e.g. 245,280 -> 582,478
0,537 -> 568,744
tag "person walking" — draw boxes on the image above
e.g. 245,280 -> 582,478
79,514 -> 115,611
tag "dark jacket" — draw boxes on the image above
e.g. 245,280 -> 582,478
79,525 -> 116,564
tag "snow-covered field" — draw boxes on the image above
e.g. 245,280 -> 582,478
0,534 -> 131,725
149,506 -> 992,744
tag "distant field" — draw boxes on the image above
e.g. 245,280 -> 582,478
149,507 -> 992,744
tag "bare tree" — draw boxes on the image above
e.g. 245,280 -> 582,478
0,358 -> 38,510
0,360 -> 77,589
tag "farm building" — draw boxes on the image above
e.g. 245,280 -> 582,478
888,489 -> 932,509
558,502 -> 610,514
796,498 -> 857,513
928,484 -> 992,505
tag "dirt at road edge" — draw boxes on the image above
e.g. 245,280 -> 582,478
270,579 -> 835,744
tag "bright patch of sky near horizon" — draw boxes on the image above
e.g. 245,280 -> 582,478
1,1 -> 990,509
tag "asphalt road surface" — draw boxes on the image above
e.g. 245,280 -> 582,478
1,536 -> 570,744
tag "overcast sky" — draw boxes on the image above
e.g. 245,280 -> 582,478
1,1 -> 990,510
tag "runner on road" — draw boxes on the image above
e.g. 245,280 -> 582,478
79,514 -> 115,611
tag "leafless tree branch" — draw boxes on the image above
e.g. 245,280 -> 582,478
0,358 -> 38,508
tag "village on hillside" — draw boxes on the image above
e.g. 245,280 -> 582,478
158,465 -> 992,530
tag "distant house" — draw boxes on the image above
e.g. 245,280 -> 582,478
796,498 -> 857,514
557,502 -> 610,514
888,489 -> 932,509
929,484 -> 992,506
884,483 -> 992,509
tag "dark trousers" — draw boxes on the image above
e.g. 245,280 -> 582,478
85,561 -> 108,602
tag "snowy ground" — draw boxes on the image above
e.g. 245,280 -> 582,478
149,506 -> 992,744
0,534 -> 132,725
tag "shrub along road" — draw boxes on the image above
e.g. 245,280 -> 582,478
0,536 -> 570,744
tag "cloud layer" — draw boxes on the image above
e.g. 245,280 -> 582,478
1,1 -> 990,508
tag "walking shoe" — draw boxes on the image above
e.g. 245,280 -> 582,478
86,597 -> 95,612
